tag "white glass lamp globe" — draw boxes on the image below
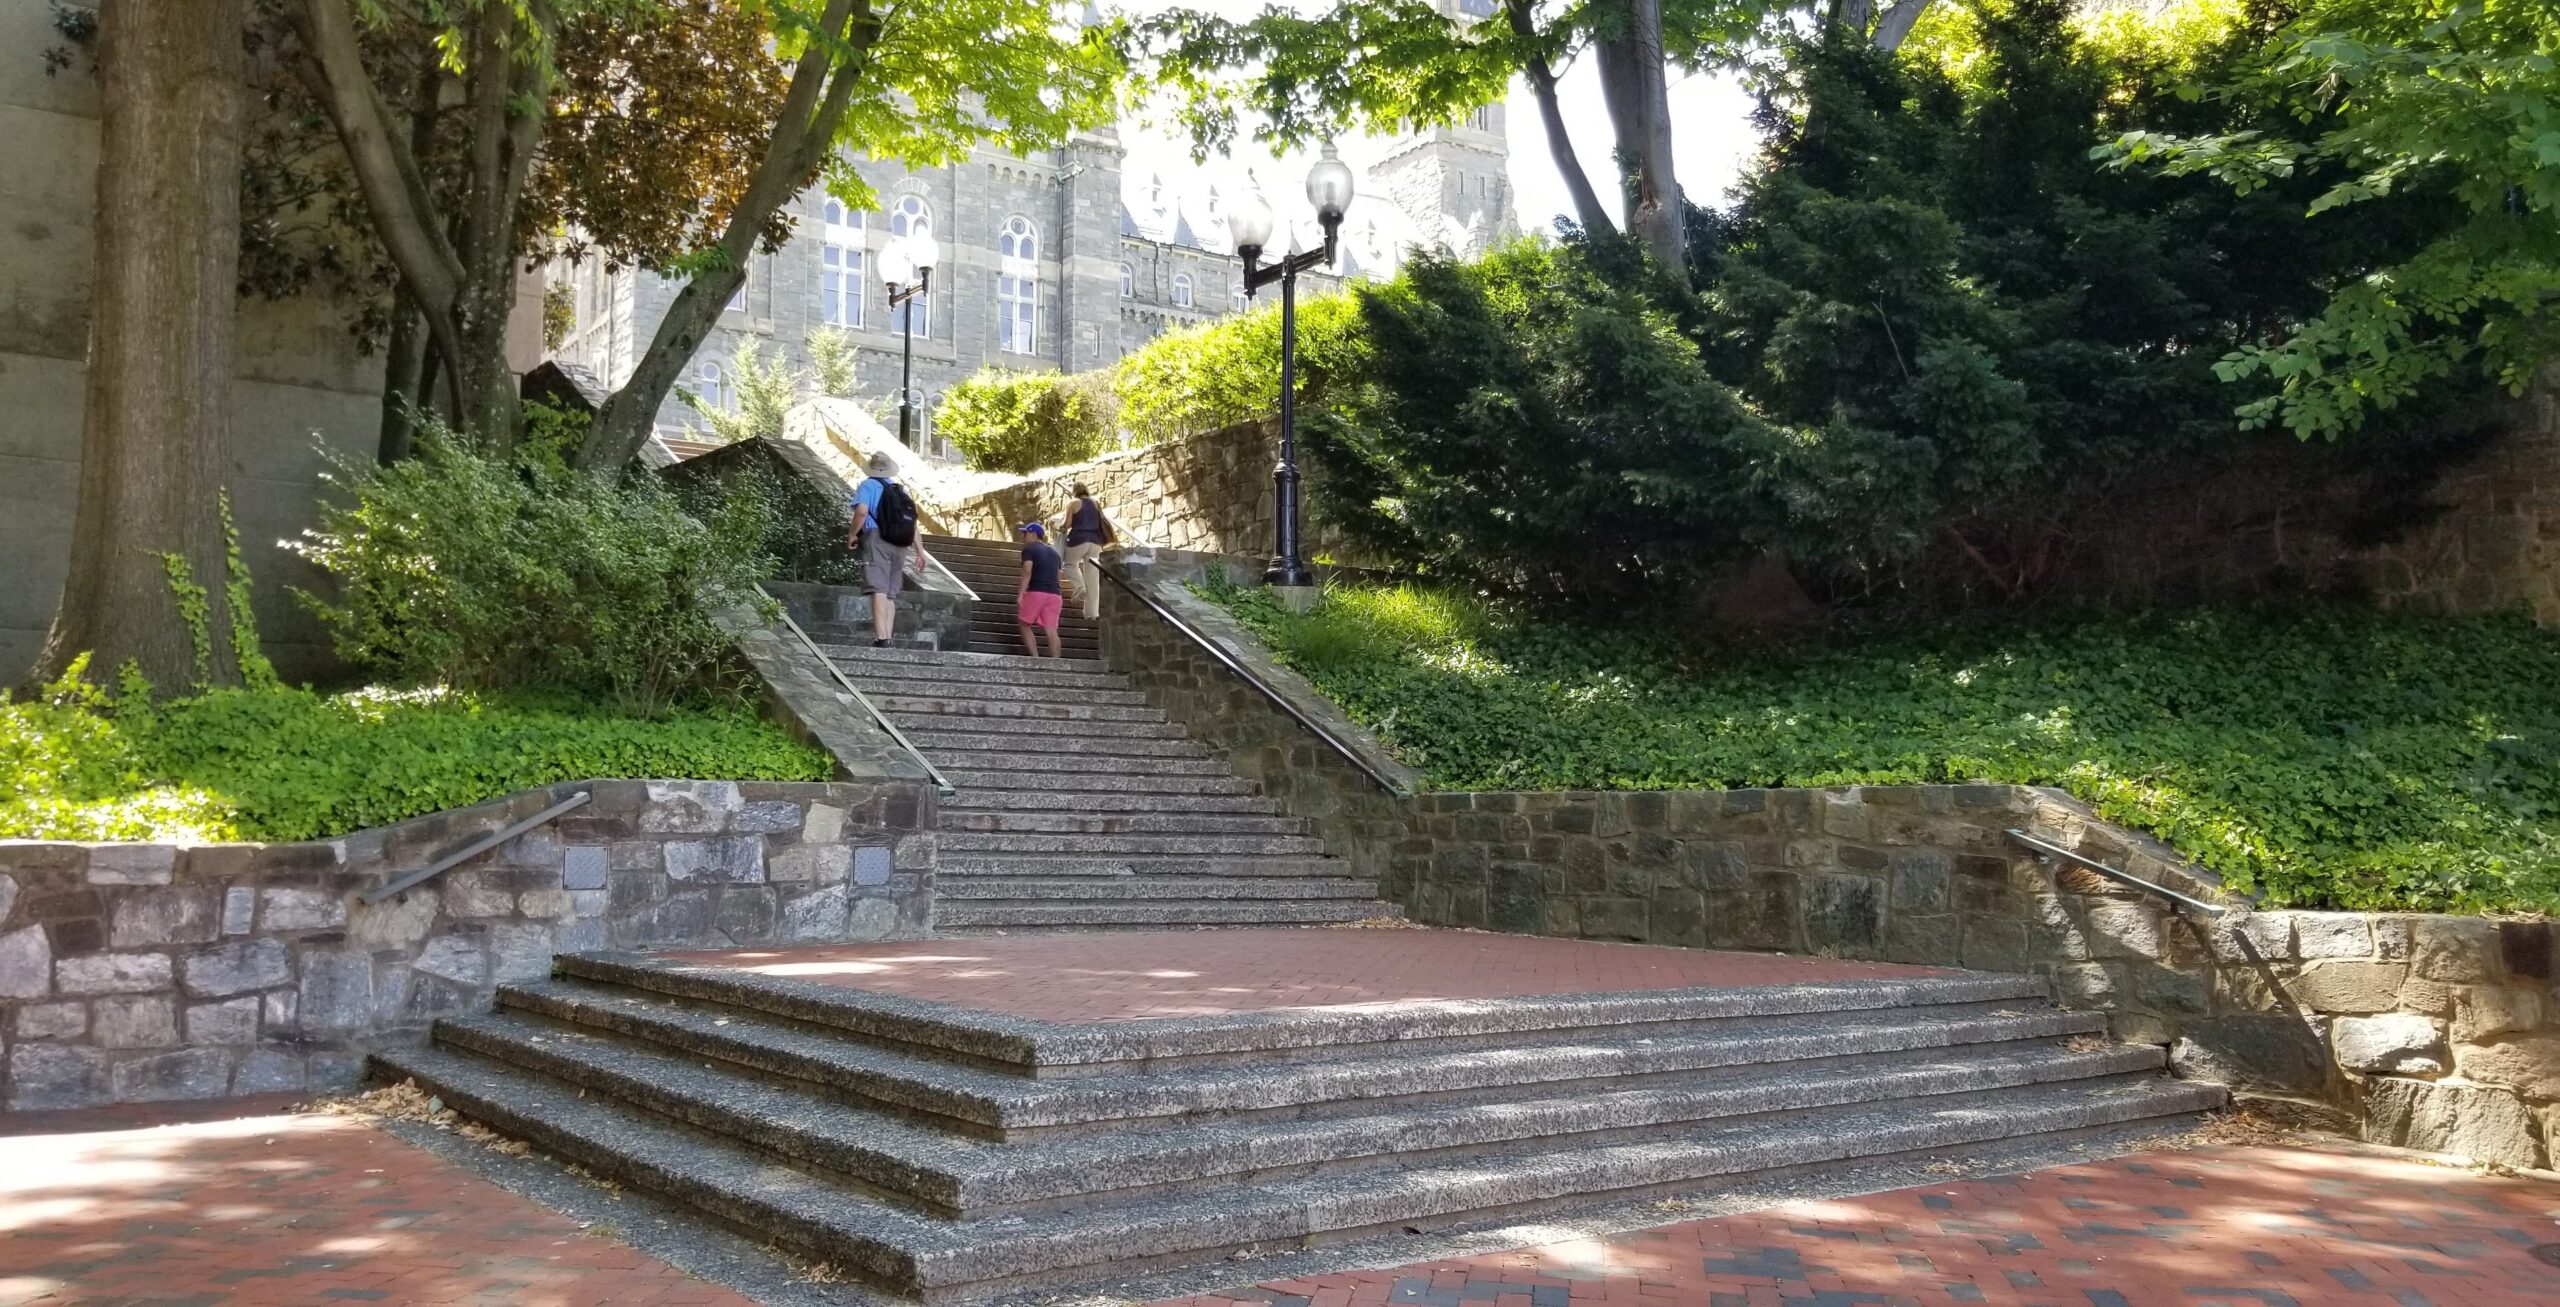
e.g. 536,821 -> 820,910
1229,191 -> 1277,254
909,233 -> 942,273
878,238 -> 916,288
1306,142 -> 1356,224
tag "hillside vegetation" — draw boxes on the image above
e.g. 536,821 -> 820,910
1210,579 -> 2560,914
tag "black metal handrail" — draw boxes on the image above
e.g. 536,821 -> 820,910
757,583 -> 959,797
363,790 -> 592,905
2004,828 -> 2229,916
1101,564 -> 1412,798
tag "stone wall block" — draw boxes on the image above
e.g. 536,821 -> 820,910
9,1043 -> 109,1110
2286,961 -> 2409,1014
0,922 -> 51,999
181,939 -> 291,997
2410,917 -> 2499,982
186,996 -> 261,1045
2209,913 -> 2295,964
2081,903 -> 2166,961
2363,1076 -> 2544,1169
2450,985 -> 2543,1044
85,845 -> 176,886
110,1048 -> 232,1103
665,837 -> 766,883
93,995 -> 179,1049
296,951 -> 375,1035
106,888 -> 219,947
2453,1034 -> 2560,1100
348,889 -> 438,949
56,952 -> 173,995
2497,921 -> 2552,982
15,1000 -> 86,1039
2329,1013 -> 2447,1075
2289,913 -> 2374,960
2170,1014 -> 2328,1094
1805,874 -> 1885,952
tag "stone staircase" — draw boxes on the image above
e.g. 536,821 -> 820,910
922,532 -> 1101,659
379,955 -> 2224,1303
801,532 -> 1394,930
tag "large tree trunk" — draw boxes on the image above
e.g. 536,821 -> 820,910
1504,0 -> 1615,237
29,0 -> 247,690
1593,0 -> 1682,268
578,0 -> 875,474
377,287 -> 427,463
1870,0 -> 1935,51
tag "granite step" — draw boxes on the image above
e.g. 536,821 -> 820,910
821,655 -> 1122,691
897,731 -> 1213,761
939,770 -> 1255,794
376,1045 -> 2217,1301
824,645 -> 1113,677
531,959 -> 2061,1088
397,1013 -> 2169,1219
887,713 -> 1185,741
484,978 -> 2103,1137
841,677 -> 1150,708
875,696 -> 1164,724
937,810 -> 1311,837
935,830 -> 1327,856
935,875 -> 1381,901
936,899 -> 1391,929
935,853 -> 1346,878
938,790 -> 1280,816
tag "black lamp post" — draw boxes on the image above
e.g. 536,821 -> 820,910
879,234 -> 940,449
1232,143 -> 1356,591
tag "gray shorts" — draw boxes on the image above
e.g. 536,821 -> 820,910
862,532 -> 910,597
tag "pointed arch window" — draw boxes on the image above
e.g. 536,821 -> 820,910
889,194 -> 933,337
997,215 -> 1038,354
820,199 -> 864,327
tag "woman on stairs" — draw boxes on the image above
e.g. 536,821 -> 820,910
1057,482 -> 1114,621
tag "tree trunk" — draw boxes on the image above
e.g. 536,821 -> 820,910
29,0 -> 247,690
1593,0 -> 1682,268
1504,0 -> 1615,237
577,0 -> 875,474
1870,0 -> 1935,52
378,288 -> 426,463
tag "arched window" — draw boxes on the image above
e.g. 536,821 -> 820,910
1118,262 -> 1135,299
695,359 -> 732,413
997,216 -> 1038,354
820,199 -> 863,328
998,214 -> 1037,262
889,194 -> 932,336
1171,272 -> 1193,308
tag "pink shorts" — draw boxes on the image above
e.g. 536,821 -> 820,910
1017,590 -> 1062,630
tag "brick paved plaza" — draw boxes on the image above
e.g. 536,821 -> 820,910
662,929 -> 1948,1022
1159,1142 -> 2560,1307
0,1099 -> 752,1306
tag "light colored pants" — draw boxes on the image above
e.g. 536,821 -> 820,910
1062,542 -> 1103,619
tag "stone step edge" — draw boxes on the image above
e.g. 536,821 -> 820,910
415,1013 -> 2168,1216
934,878 -> 1382,900
542,951 -> 2048,1074
372,1046 -> 2221,1299
932,903 -> 1393,926
823,644 -> 1112,673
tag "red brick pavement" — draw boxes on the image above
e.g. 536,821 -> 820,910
665,928 -> 1947,1022
0,1100 -> 755,1307
1158,1143 -> 2560,1307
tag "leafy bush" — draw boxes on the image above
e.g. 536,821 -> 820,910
937,368 -> 1118,473
1209,578 -> 2560,913
294,419 -> 775,712
0,666 -> 829,843
1112,291 -> 1366,445
666,448 -> 865,587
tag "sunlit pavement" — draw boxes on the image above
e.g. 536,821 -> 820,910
1156,1142 -> 2560,1307
0,1097 -> 752,1307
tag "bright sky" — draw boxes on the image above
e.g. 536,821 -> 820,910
1115,3 -> 1770,235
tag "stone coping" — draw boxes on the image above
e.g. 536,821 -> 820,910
553,950 -> 2040,1072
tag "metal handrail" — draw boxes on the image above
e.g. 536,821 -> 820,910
1100,564 -> 1412,798
917,544 -> 979,601
2004,828 -> 2228,916
756,583 -> 959,796
363,790 -> 592,904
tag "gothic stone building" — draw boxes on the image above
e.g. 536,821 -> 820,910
550,108 -> 1516,456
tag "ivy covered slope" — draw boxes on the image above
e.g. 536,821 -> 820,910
1211,582 -> 2560,914
0,668 -> 829,845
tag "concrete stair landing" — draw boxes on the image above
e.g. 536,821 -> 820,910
378,947 -> 2223,1302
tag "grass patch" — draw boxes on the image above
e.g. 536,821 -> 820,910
1205,577 -> 2560,913
1,676 -> 832,844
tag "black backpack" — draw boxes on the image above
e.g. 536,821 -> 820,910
867,477 -> 918,547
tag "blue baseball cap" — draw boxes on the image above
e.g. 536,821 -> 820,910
1017,522 -> 1046,538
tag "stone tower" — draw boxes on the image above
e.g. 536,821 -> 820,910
1363,0 -> 1520,255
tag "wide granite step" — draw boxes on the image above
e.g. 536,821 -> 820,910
887,713 -> 1185,741
935,875 -> 1380,901
377,1042 -> 2216,1301
936,853 -> 1347,878
824,645 -> 1114,677
938,810 -> 1311,837
875,696 -> 1164,724
821,651 -> 1121,689
898,731 -> 1214,762
938,770 -> 1255,795
939,790 -> 1281,816
394,1012 -> 2170,1220
841,677 -> 1151,708
936,830 -> 1328,856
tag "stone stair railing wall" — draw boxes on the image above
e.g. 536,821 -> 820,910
0,778 -> 930,1111
1088,554 -> 2560,1169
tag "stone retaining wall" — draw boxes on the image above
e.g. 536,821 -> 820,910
0,778 -> 933,1111
1397,784 -> 2559,1168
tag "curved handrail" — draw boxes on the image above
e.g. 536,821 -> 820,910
1099,564 -> 1412,798
2004,828 -> 2228,916
755,584 -> 959,797
917,545 -> 979,601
